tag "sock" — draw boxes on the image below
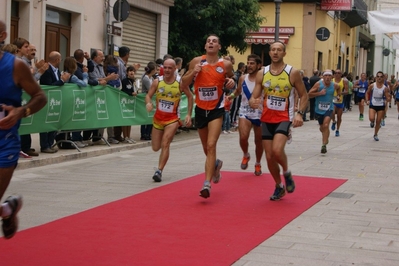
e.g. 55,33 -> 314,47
255,162 -> 260,166
204,180 -> 211,186
284,170 -> 291,176
244,153 -> 250,158
1,203 -> 11,218
279,183 -> 284,188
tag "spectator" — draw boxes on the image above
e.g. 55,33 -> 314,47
222,93 -> 232,134
87,49 -> 119,145
39,51 -> 71,153
140,61 -> 157,141
120,66 -> 138,144
103,55 -> 121,89
309,69 -> 321,120
230,62 -> 245,128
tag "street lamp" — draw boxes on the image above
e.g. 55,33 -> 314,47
274,0 -> 282,41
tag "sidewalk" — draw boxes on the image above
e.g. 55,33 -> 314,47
17,125 -> 196,170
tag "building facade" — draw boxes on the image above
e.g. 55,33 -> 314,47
1,0 -> 174,77
231,0 -> 394,79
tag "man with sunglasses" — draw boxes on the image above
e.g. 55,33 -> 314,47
365,71 -> 391,141
331,69 -> 348,137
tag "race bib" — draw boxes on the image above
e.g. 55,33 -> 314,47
373,97 -> 383,105
243,105 -> 256,114
318,101 -> 331,111
266,95 -> 286,111
198,87 -> 218,101
158,99 -> 174,113
359,88 -> 366,93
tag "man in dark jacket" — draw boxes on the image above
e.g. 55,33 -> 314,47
309,69 -> 321,120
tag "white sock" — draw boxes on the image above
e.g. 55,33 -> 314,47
279,183 -> 284,188
1,203 -> 12,218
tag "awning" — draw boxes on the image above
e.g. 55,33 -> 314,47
245,35 -> 290,45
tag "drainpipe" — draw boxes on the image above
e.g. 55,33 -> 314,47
104,0 -> 110,55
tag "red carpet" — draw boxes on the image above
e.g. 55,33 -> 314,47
0,172 -> 346,265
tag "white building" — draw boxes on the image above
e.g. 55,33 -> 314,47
1,0 -> 174,77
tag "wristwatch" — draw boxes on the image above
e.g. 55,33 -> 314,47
297,110 -> 304,115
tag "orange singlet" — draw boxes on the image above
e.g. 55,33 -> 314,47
194,55 -> 226,110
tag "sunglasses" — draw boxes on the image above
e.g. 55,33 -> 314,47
376,75 -> 384,78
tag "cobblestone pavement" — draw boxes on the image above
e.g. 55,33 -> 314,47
9,105 -> 399,265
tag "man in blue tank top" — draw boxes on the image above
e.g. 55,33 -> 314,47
0,20 -> 47,239
308,70 -> 341,154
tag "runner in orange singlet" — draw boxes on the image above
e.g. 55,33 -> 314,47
145,59 -> 193,182
182,34 -> 235,198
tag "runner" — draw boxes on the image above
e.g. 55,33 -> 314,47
331,69 -> 348,137
365,71 -> 390,141
308,70 -> 341,154
230,54 -> 263,175
249,41 -> 308,201
145,59 -> 193,182
182,34 -> 235,198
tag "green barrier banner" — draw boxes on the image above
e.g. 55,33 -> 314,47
19,84 -> 192,135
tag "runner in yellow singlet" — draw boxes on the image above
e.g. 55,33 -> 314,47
145,59 -> 193,182
330,69 -> 348,137
249,41 -> 308,201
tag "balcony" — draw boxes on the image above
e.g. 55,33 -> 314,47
339,0 -> 368,28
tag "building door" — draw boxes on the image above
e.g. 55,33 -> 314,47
252,44 -> 271,66
45,23 -> 71,64
44,8 -> 71,68
10,0 -> 19,43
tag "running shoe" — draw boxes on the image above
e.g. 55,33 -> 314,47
331,122 -> 336,131
199,184 -> 211,198
374,135 -> 379,141
212,159 -> 223,184
370,122 -> 375,128
270,185 -> 286,201
321,145 -> 327,154
359,114 -> 364,121
2,195 -> 22,239
152,170 -> 162,182
240,155 -> 250,170
284,171 -> 295,193
335,130 -> 340,137
254,164 -> 262,176
381,120 -> 385,126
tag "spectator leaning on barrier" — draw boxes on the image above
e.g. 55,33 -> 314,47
39,51 -> 71,153
88,49 -> 119,145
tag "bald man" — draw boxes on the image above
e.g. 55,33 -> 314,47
145,59 -> 193,182
0,20 -> 47,239
39,51 -> 70,153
